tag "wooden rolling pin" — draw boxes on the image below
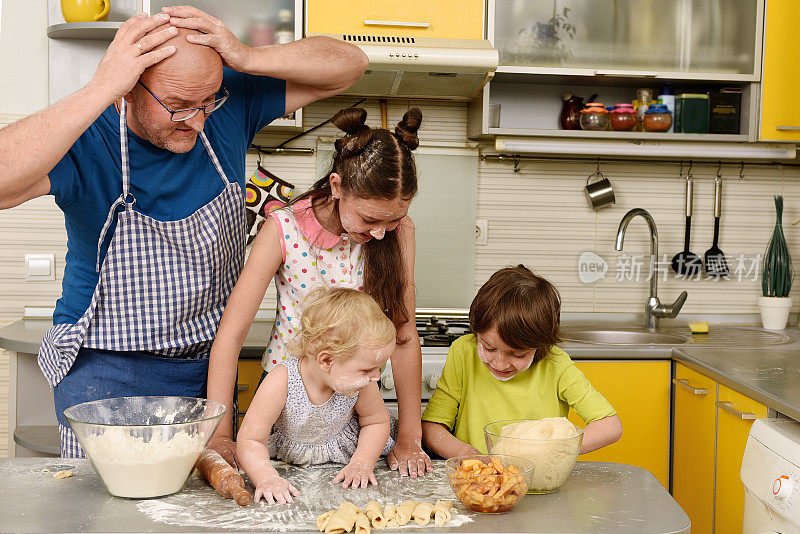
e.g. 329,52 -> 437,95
196,449 -> 252,506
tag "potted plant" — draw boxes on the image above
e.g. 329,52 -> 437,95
758,195 -> 794,330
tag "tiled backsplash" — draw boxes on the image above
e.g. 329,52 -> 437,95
1,98 -> 798,323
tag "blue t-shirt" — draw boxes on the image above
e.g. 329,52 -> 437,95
48,68 -> 285,325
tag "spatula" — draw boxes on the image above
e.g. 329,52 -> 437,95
704,175 -> 729,277
671,177 -> 703,276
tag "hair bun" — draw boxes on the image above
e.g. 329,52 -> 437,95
394,108 -> 422,150
332,107 -> 373,157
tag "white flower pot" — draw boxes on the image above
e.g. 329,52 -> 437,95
758,296 -> 794,330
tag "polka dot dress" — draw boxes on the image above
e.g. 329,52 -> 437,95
263,198 -> 365,372
267,356 -> 396,467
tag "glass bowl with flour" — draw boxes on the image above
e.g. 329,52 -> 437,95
484,417 -> 583,494
64,396 -> 225,498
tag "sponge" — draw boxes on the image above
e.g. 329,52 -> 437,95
688,321 -> 709,334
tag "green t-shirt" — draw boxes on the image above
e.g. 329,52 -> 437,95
421,334 -> 616,452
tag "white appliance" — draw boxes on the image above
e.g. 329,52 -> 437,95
741,418 -> 800,533
380,315 -> 470,417
307,34 -> 498,100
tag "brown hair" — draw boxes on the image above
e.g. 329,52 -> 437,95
470,265 -> 563,360
289,106 -> 422,330
286,287 -> 396,360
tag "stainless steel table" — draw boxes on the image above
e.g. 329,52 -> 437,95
1,458 -> 689,533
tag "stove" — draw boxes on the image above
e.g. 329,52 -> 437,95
380,315 -> 472,415
417,315 -> 472,347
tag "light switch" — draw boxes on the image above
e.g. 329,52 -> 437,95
25,254 -> 55,281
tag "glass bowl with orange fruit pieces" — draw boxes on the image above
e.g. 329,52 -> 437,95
444,454 -> 534,514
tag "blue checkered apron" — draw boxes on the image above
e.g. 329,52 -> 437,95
38,100 -> 246,457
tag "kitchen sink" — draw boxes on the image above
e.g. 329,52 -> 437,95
562,328 -> 689,346
562,324 -> 795,347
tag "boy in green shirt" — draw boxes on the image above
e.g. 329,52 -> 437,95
421,265 -> 623,457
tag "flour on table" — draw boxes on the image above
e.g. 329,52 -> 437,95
82,427 -> 205,498
137,461 -> 472,531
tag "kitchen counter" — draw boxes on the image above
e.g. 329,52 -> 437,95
0,319 -> 274,358
3,319 -> 800,417
1,458 -> 689,533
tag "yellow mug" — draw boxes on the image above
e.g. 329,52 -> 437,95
61,0 -> 111,22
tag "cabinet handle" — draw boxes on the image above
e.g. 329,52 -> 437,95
776,125 -> 800,130
237,384 -> 249,392
673,378 -> 708,395
716,400 -> 757,420
595,69 -> 658,78
364,19 -> 430,28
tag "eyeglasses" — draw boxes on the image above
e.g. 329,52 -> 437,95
137,81 -> 229,122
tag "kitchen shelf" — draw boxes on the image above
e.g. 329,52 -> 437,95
47,22 -> 122,40
488,129 -> 750,142
494,66 -> 760,85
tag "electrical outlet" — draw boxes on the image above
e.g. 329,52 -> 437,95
475,219 -> 488,246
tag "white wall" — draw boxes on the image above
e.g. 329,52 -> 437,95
0,0 -> 49,115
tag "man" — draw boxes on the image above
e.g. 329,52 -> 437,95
0,6 -> 368,457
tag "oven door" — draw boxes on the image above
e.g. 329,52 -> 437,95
384,401 -> 428,419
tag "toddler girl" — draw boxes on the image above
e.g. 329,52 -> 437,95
421,265 -> 623,457
237,287 -> 398,504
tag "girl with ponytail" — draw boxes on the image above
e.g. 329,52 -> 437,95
207,106 -> 432,477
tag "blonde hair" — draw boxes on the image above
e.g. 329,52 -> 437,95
286,287 -> 396,360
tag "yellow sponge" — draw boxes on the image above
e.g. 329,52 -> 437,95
688,321 -> 709,334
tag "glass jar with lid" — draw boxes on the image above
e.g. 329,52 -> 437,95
609,104 -> 637,131
579,103 -> 609,131
643,104 -> 673,132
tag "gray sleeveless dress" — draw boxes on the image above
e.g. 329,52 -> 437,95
267,356 -> 397,467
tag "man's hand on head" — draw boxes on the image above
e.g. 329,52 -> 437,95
162,5 -> 251,72
88,12 -> 177,102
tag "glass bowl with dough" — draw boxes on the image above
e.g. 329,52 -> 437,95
484,417 -> 583,494
64,396 -> 225,499
445,454 -> 534,514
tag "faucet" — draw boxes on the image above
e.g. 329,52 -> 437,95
615,208 -> 688,331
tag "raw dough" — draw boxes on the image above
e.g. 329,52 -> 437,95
323,502 -> 361,534
354,512 -> 370,534
383,504 -> 398,528
317,500 -> 454,531
364,501 -> 386,529
394,501 -> 417,526
411,502 -> 434,526
492,417 -> 581,492
433,500 -> 453,526
316,511 -> 335,531
52,470 -> 74,479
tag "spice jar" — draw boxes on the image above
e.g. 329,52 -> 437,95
609,104 -> 637,131
643,104 -> 673,132
579,103 -> 609,131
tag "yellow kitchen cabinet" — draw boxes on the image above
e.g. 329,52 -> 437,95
236,359 -> 265,425
306,1 -> 484,40
672,363 -> 716,534
714,383 -> 767,534
760,0 -> 800,141
568,360 -> 671,489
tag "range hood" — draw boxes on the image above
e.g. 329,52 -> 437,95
309,34 -> 498,101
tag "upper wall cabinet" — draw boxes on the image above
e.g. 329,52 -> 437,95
759,0 -> 800,141
466,0 -> 786,156
491,0 -> 762,80
305,0 -> 484,40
